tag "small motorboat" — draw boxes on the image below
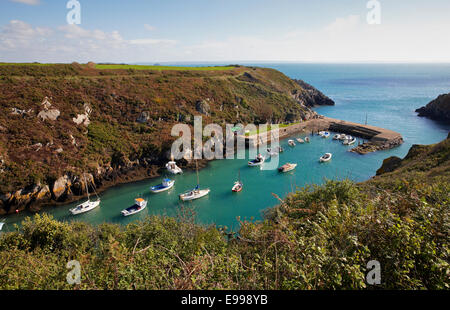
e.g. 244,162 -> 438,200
278,146 -> 285,153
319,153 -> 333,163
166,161 -> 183,174
121,198 -> 147,217
248,154 -> 265,166
0,221 -> 5,231
180,186 -> 210,201
338,134 -> 347,141
232,170 -> 243,192
232,181 -> 243,192
278,163 -> 298,173
322,132 -> 330,138
318,131 -> 325,136
150,178 -> 175,193
267,148 -> 279,157
305,137 -> 310,143
288,140 -> 296,147
296,138 -> 305,144
344,137 -> 357,145
70,174 -> 101,215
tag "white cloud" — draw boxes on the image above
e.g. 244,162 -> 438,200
10,0 -> 40,5
0,20 -> 178,63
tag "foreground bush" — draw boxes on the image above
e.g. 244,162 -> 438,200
0,180 -> 448,290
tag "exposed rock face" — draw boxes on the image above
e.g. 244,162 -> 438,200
72,103 -> 92,126
376,156 -> 403,175
52,175 -> 72,200
416,93 -> 450,124
196,99 -> 211,116
292,79 -> 335,107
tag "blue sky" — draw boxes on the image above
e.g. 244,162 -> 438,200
1,0 -> 450,63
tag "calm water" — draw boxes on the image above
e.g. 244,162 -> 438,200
3,64 -> 450,231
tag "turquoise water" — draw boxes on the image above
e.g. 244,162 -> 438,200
3,64 -> 450,231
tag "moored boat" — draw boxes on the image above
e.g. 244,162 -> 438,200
296,138 -> 305,143
232,170 -> 243,192
180,161 -> 211,201
180,186 -> 211,201
150,178 -> 175,193
70,174 -> 101,215
333,134 -> 341,140
121,198 -> 147,216
288,140 -> 296,147
278,163 -> 298,173
248,154 -> 265,166
305,137 -> 310,143
319,153 -> 333,163
344,137 -> 357,145
166,161 -> 183,174
322,132 -> 330,138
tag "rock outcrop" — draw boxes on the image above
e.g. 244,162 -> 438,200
196,99 -> 211,116
38,97 -> 60,121
292,79 -> 335,107
416,93 -> 450,124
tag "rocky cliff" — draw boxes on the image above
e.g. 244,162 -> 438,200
0,63 -> 331,214
416,93 -> 450,124
292,79 -> 335,107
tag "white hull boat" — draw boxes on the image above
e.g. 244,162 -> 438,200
333,134 -> 341,140
248,154 -> 265,166
296,138 -> 305,144
180,188 -> 210,201
288,140 -> 296,147
320,153 -> 333,163
344,138 -> 357,145
305,137 -> 310,143
278,163 -> 298,173
121,198 -> 147,216
70,199 -> 101,215
322,132 -> 330,138
151,179 -> 175,193
70,174 -> 101,215
166,161 -> 183,174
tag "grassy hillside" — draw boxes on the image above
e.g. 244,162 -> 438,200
0,63 -> 319,213
0,137 -> 448,290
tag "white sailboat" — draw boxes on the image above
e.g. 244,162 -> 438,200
70,175 -> 101,215
179,161 -> 210,201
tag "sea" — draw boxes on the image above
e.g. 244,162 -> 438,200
3,63 -> 450,231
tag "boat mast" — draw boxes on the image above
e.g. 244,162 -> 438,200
196,160 -> 200,187
84,174 -> 90,201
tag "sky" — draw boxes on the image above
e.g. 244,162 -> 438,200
0,0 -> 450,63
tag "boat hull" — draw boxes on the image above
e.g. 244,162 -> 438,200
150,180 -> 175,193
70,200 -> 101,215
180,189 -> 210,201
121,201 -> 147,216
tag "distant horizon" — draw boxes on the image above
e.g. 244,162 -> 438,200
3,61 -> 450,65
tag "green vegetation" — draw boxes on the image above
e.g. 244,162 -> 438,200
0,176 -> 447,289
95,64 -> 236,71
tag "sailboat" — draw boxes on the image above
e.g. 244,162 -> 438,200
232,170 -> 243,192
179,161 -> 210,201
70,175 -> 101,215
